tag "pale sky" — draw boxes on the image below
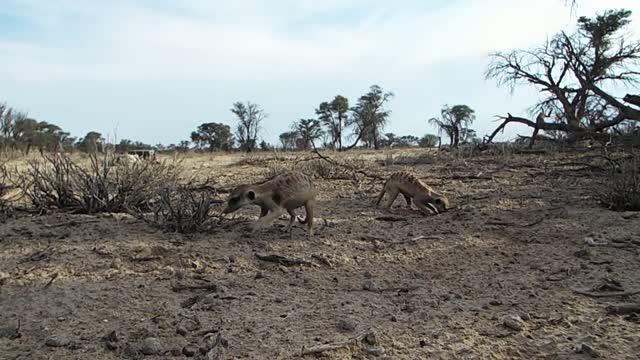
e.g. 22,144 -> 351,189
1,0 -> 639,146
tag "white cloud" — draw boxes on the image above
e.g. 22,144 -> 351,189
1,0 -> 639,144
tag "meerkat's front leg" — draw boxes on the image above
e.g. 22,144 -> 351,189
284,209 -> 297,232
251,207 -> 286,233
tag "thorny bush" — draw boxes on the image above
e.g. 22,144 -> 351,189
135,182 -> 216,233
16,152 -> 182,214
0,162 -> 14,222
598,154 -> 640,211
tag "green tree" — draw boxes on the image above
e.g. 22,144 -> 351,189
316,95 -> 349,150
76,131 -> 104,153
418,134 -> 439,147
293,119 -> 324,150
279,131 -> 299,150
231,102 -> 267,152
428,104 -> 475,147
192,122 -> 234,152
347,85 -> 394,150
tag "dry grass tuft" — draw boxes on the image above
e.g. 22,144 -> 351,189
598,154 -> 640,211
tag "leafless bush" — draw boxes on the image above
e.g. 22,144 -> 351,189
136,183 -> 215,233
16,152 -> 182,214
598,155 -> 640,211
0,162 -> 14,222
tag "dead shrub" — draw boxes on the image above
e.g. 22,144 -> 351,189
0,162 -> 14,222
598,155 -> 640,211
16,152 -> 181,214
136,183 -> 215,233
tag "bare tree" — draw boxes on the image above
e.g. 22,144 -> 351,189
231,102 -> 267,152
484,9 -> 640,145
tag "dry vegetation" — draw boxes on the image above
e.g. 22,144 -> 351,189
1,146 -> 640,359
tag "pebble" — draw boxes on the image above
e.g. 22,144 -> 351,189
140,337 -> 162,355
182,346 -> 197,357
45,335 -> 70,347
503,315 -> 524,331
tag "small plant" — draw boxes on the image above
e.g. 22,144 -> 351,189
0,162 -> 14,222
137,183 -> 215,233
598,155 -> 640,211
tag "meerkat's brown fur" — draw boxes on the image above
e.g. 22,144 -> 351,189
376,171 -> 449,214
222,172 -> 316,236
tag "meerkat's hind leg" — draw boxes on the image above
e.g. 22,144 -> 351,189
303,199 -> 315,237
402,192 -> 412,209
383,188 -> 400,211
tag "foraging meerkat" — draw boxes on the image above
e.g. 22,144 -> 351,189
376,171 -> 449,214
222,172 -> 316,236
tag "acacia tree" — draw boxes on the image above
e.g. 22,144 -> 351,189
191,122 -> 234,151
484,9 -> 640,145
316,95 -> 349,150
347,85 -> 394,150
231,102 -> 267,152
428,104 -> 475,147
293,119 -> 324,150
279,131 -> 299,150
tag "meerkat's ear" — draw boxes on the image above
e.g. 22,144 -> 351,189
247,190 -> 256,200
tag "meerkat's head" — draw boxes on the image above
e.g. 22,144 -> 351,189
222,185 -> 257,214
422,195 -> 449,214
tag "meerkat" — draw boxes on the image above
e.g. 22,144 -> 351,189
222,172 -> 316,236
376,171 -> 449,215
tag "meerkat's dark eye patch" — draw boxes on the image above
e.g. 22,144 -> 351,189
247,191 -> 256,200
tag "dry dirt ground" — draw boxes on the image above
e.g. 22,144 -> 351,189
1,149 -> 639,359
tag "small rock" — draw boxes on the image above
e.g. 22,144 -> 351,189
390,315 -> 398,322
419,339 -> 427,347
503,315 -> 524,331
183,346 -> 197,357
520,313 -> 531,321
110,258 -> 122,269
45,335 -> 71,347
105,341 -> 118,351
363,332 -> 377,346
176,326 -> 188,336
254,271 -> 265,279
0,324 -> 20,340
336,319 -> 356,332
140,337 -> 162,355
362,280 -> 377,291
228,255 -> 236,263
104,330 -> 119,343
574,249 -> 591,258
366,346 -> 386,356
574,336 -> 599,357
489,299 -> 502,306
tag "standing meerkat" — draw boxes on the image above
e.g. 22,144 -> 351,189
376,171 -> 449,214
222,172 -> 316,236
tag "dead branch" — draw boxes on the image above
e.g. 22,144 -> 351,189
43,272 -> 58,289
172,282 -> 219,293
311,145 -> 384,180
606,303 -> 640,315
571,288 -> 640,298
300,329 -> 375,356
44,219 -> 100,228
374,215 -> 407,222
486,218 -> 544,227
255,253 -> 315,267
